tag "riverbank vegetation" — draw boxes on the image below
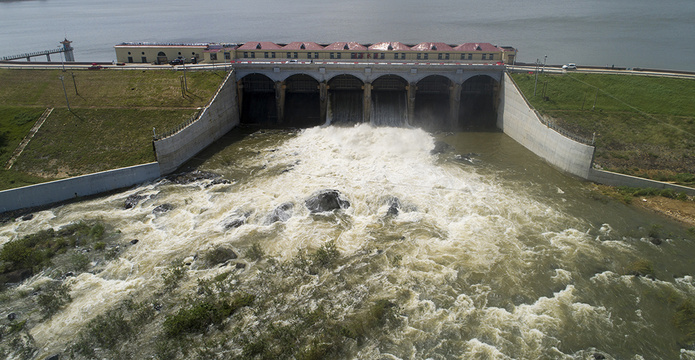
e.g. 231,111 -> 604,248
0,68 -> 226,190
511,72 -> 695,186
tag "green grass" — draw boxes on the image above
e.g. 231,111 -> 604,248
512,72 -> 695,184
0,69 -> 226,190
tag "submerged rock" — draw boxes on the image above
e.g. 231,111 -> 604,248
20,214 -> 34,221
202,245 -> 238,266
0,268 -> 33,285
305,190 -> 350,213
266,203 -> 294,224
431,140 -> 453,155
386,197 -> 401,216
124,194 -> 146,209
153,204 -> 173,214
167,170 -> 225,185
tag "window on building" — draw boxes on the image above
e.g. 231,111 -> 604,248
424,53 -> 429,60
330,52 -> 335,59
141,56 -> 147,63
445,53 -> 450,60
438,53 -> 443,60
251,52 -> 255,58
294,52 -> 298,58
127,56 -> 133,63
178,52 -> 182,55
351,53 -> 356,59
380,53 -> 385,59
128,52 -> 131,55
307,52 -> 312,59
210,53 -> 217,61
336,53 -> 341,59
315,52 -> 319,59
417,53 -> 421,60
243,52 -> 248,58
489,54 -> 494,60
394,53 -> 399,60
287,52 -> 291,58
460,53 -> 465,60
271,52 -> 276,58
482,54 -> 487,60
224,52 -> 231,60
264,52 -> 269,58
468,54 -> 472,60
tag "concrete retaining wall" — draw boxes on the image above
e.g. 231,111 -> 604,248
496,72 -> 595,178
0,162 -> 160,213
154,70 -> 239,175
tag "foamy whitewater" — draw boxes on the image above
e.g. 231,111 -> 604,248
1,125 -> 694,359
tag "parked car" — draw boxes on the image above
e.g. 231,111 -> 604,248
88,63 -> 102,70
562,63 -> 577,70
169,57 -> 185,65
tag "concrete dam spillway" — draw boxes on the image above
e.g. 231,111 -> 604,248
235,63 -> 501,130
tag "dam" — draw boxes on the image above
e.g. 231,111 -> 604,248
234,62 -> 502,130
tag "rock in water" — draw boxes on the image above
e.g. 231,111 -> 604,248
266,203 -> 294,224
386,197 -> 401,216
153,204 -> 173,214
124,194 -> 146,209
430,140 -> 453,155
305,190 -> 350,213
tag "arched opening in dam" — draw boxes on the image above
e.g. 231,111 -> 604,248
459,75 -> 499,129
371,75 -> 408,126
413,75 -> 452,131
239,73 -> 277,125
327,74 -> 364,125
283,74 -> 322,127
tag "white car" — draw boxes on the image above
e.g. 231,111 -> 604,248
562,63 -> 577,70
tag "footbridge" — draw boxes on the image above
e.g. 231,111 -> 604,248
234,61 -> 504,130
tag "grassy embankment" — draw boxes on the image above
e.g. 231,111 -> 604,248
0,68 -> 227,190
511,72 -> 695,186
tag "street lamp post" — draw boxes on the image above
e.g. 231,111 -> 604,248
534,58 -> 539,96
542,55 -> 547,74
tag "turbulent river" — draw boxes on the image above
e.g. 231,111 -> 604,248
2,124 -> 695,359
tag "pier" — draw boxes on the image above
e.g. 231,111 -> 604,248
1,39 -> 75,62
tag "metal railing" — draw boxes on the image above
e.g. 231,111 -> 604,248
153,108 -> 202,141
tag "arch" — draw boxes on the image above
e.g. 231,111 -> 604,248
327,74 -> 364,125
157,51 -> 166,57
458,75 -> 500,130
239,73 -> 277,125
240,73 -> 275,93
327,74 -> 364,91
284,74 -> 321,127
413,75 -> 453,131
285,74 -> 320,93
372,75 -> 408,91
416,75 -> 451,94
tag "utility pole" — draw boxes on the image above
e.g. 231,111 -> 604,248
542,55 -> 547,74
59,75 -> 70,111
534,58 -> 539,96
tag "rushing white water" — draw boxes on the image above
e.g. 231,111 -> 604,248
1,124 -> 694,359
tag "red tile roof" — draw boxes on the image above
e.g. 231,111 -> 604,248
453,43 -> 500,52
324,42 -> 368,51
237,42 -> 283,50
410,42 -> 453,51
368,42 -> 412,51
282,42 -> 324,50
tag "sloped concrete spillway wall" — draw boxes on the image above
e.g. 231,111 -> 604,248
496,72 -> 595,178
154,70 -> 240,175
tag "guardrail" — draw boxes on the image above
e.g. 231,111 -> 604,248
153,108 -> 203,141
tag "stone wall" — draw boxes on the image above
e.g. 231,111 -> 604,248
154,70 -> 239,175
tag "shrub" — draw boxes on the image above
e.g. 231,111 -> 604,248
311,241 -> 340,268
624,259 -> 655,277
37,282 -> 72,319
163,292 -> 254,337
